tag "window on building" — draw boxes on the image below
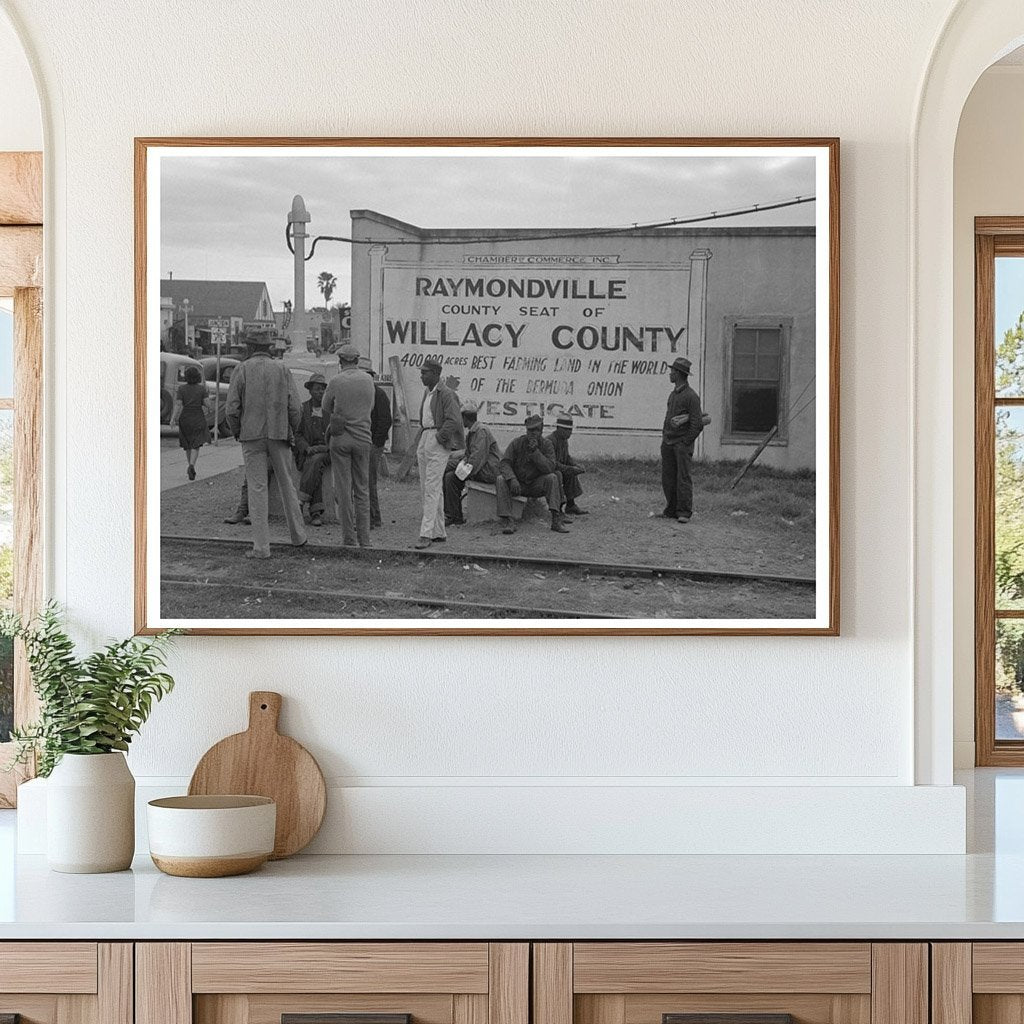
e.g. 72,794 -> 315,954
976,222 -> 1024,765
726,321 -> 789,441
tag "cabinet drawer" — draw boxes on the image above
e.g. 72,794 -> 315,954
534,944 -> 925,1024
572,944 -> 872,994
0,943 -> 130,1024
0,942 -> 99,994
191,943 -> 491,994
139,943 -> 528,1024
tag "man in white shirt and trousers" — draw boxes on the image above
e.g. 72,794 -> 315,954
415,358 -> 465,550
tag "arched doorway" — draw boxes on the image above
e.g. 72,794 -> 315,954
914,1 -> 1024,785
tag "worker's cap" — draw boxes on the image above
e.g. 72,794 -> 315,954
337,345 -> 361,364
304,373 -> 327,391
669,356 -> 693,375
358,356 -> 373,371
555,414 -> 574,429
461,406 -> 478,421
245,333 -> 276,348
421,358 -> 443,373
524,414 -> 544,429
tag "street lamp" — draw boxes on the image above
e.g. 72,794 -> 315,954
181,298 -> 191,354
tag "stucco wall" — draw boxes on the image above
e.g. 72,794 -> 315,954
0,0 -> 994,852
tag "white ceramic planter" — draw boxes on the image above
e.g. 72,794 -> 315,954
46,752 -> 135,873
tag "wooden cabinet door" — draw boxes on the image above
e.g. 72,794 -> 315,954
533,944 -> 927,1024
0,943 -> 131,1024
137,943 -> 528,1024
939,943 -> 1024,1024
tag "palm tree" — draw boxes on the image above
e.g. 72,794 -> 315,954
317,271 -> 337,308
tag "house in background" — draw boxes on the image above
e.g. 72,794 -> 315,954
160,278 -> 275,353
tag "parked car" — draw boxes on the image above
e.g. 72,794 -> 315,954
199,355 -> 240,386
159,353 -> 232,439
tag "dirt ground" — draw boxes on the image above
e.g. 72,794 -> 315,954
160,538 -> 814,620
161,449 -> 815,579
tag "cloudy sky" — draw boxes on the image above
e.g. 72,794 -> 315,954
158,148 -> 818,308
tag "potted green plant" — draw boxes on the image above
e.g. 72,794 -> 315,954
2,603 -> 178,873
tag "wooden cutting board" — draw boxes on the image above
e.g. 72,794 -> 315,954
188,691 -> 326,859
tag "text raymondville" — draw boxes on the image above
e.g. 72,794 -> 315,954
414,276 -> 628,299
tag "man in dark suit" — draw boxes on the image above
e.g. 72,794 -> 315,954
546,413 -> 588,516
496,414 -> 570,536
660,356 -> 705,524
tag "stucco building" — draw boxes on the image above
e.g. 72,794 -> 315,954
350,210 -> 816,471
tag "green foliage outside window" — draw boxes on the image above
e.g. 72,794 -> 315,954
996,312 -> 1024,694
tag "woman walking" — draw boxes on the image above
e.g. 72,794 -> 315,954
170,364 -> 211,480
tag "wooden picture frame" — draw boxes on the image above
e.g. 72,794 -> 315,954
135,137 -> 839,636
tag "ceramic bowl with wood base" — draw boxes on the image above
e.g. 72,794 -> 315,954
147,795 -> 276,877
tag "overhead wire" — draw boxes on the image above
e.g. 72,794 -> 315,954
286,195 -> 816,261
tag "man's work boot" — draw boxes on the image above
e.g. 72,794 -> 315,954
501,516 -> 517,535
550,510 -> 571,533
565,503 -> 588,515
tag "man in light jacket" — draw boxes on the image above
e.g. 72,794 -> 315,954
442,406 -> 500,526
414,358 -> 464,549
224,333 -> 307,558
322,346 -> 375,547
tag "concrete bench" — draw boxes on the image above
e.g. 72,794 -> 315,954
464,480 -> 532,522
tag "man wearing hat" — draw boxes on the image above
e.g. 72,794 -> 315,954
322,346 -> 375,546
496,415 -> 570,535
294,372 -> 331,527
546,413 -> 588,516
414,358 -> 464,549
224,331 -> 307,558
661,356 -> 705,523
442,406 -> 500,526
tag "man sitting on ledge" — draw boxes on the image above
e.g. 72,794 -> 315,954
496,414 -> 571,536
443,406 -> 500,526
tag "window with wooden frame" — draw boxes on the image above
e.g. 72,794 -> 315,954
0,151 -> 43,805
723,317 -> 791,444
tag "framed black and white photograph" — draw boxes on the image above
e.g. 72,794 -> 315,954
135,137 -> 839,635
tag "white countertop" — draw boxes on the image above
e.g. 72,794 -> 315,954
0,850 -> 1022,940
1,769 -> 1021,941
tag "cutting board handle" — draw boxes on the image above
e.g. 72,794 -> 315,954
248,691 -> 282,734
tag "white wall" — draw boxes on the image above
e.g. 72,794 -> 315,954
0,0 -> 976,852
952,66 -> 1024,767
0,8 -> 39,152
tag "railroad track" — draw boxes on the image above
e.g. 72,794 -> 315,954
160,576 -> 622,620
160,532 -> 814,588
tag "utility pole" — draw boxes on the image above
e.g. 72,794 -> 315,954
288,195 -> 310,353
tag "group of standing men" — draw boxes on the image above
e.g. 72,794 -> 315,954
223,337 -> 391,558
222,338 -> 705,560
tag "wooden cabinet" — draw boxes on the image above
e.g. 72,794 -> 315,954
532,944 -> 928,1024
0,937 -> 963,1024
932,943 -> 1024,1024
136,944 -> 528,1024
0,943 -> 131,1024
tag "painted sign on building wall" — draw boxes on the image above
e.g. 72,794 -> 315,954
372,252 -> 709,434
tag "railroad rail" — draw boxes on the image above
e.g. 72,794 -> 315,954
160,532 -> 815,588
161,577 -> 623,620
